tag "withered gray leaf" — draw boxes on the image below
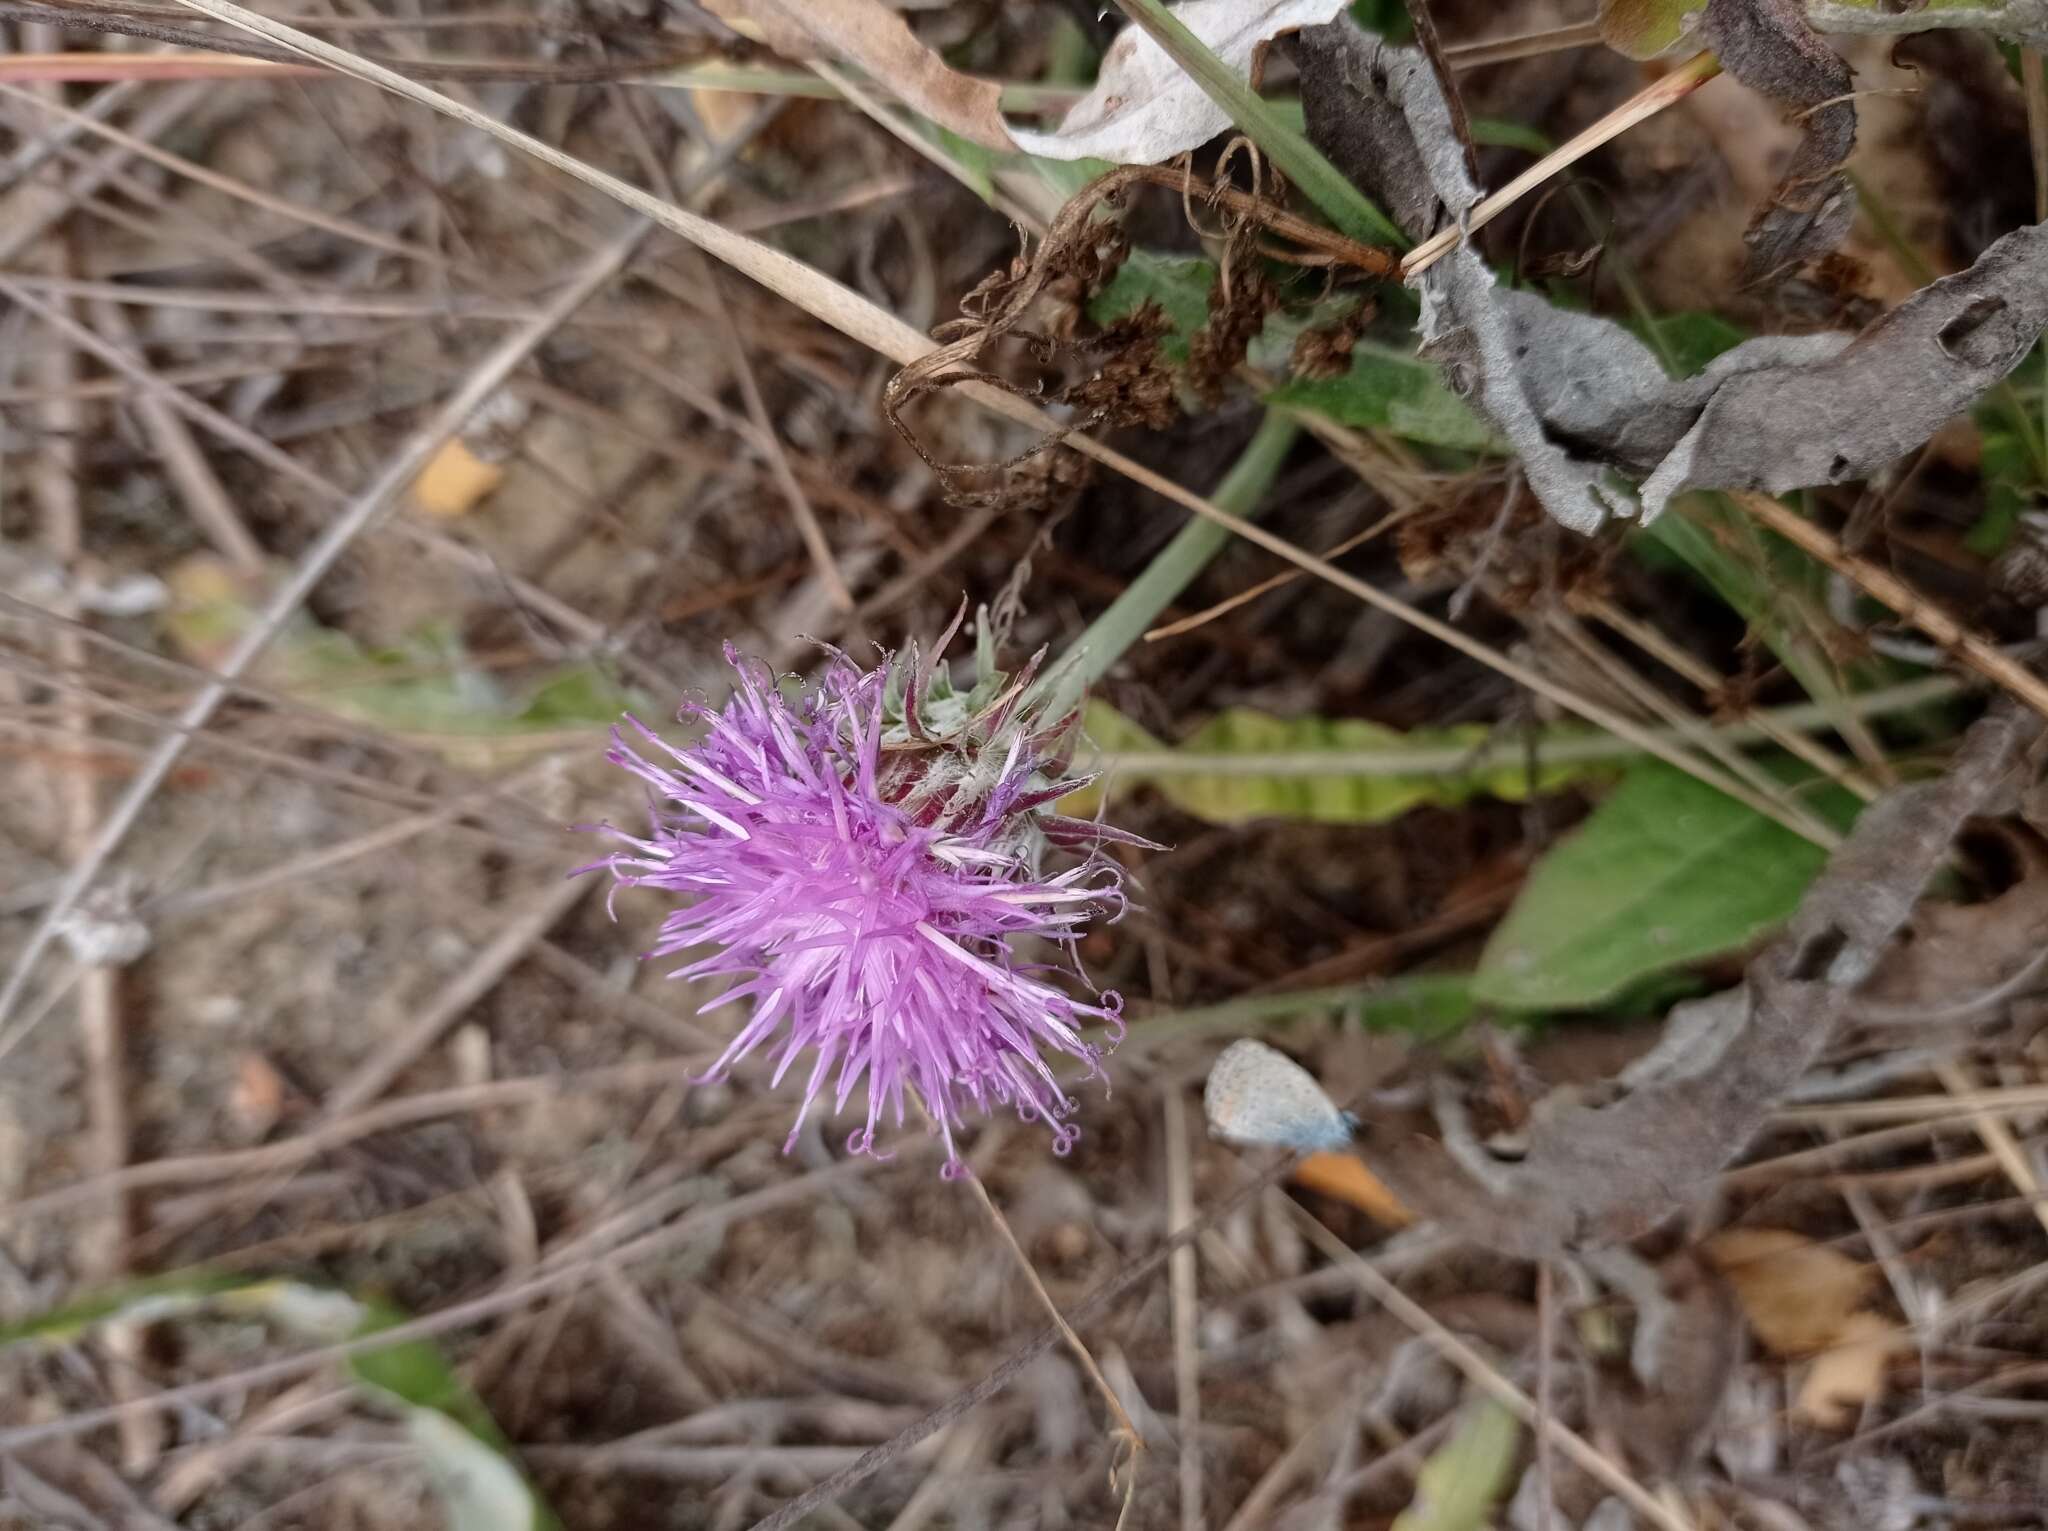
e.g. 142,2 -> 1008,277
1296,24 -> 1630,535
1703,0 -> 1857,284
1643,222 -> 2048,508
1807,0 -> 2048,47
1293,17 -> 2048,535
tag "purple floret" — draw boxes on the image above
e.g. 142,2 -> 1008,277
589,643 -> 1131,1173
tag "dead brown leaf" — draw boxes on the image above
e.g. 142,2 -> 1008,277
1856,824 -> 2048,1015
410,438 -> 504,519
1702,1227 -> 1905,1428
707,0 -> 1012,150
1702,0 -> 1857,284
1701,1227 -> 1875,1355
1795,1311 -> 1904,1428
1365,707 -> 2039,1261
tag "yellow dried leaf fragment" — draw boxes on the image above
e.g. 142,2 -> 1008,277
411,439 -> 503,519
1702,1226 -> 1904,1428
1702,1226 -> 1874,1355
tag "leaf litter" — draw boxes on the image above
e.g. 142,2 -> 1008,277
1292,14 -> 2048,534
12,3 -> 2048,1530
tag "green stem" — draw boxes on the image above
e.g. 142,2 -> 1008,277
1111,0 -> 1408,249
1050,411 -> 1299,702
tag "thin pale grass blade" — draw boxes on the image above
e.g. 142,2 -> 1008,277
0,51 -> 318,82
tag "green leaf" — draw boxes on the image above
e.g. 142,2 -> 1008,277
1087,249 -> 1216,366
1351,972 -> 1479,1037
1642,311 -> 1746,376
916,121 -> 999,204
1597,0 -> 1707,60
0,1269 -> 245,1345
1469,116 -> 1553,155
1267,338 -> 1498,452
1068,701 -> 1613,825
1392,1397 -> 1521,1531
1121,972 -> 1479,1043
1349,0 -> 1414,40
166,572 -> 640,757
1966,413 -> 2040,557
1475,760 -> 1836,1010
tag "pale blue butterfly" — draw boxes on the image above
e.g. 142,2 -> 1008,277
1203,1039 -> 1358,1153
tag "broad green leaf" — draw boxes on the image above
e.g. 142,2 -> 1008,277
1068,700 -> 1611,825
2,1274 -> 559,1531
1474,761 -> 1835,1010
1087,250 -> 1216,365
1391,1396 -> 1522,1531
1267,339 -> 1497,451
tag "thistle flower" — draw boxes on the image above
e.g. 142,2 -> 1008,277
590,621 -> 1144,1174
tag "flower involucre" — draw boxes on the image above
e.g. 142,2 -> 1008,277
591,633 -> 1140,1173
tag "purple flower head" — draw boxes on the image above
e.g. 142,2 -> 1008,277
589,618 -> 1148,1174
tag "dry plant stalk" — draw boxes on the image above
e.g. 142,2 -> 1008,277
883,153 -> 1390,500
1730,490 -> 2048,724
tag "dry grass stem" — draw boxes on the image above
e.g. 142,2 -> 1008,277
1731,489 -> 2048,723
1400,53 -> 1722,279
1284,1203 -> 1696,1531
